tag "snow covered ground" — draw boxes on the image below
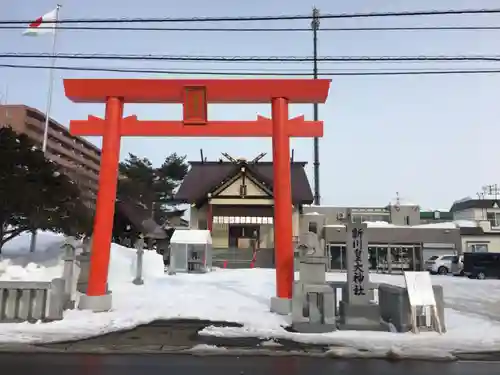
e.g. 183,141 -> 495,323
0,231 -> 66,281
0,236 -> 500,359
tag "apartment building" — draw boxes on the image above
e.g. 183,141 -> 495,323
0,104 -> 101,207
450,197 -> 500,253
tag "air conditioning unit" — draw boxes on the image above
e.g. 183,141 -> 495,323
337,212 -> 345,220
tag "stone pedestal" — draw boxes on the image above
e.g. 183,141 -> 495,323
338,301 -> 384,331
78,292 -> 113,312
290,232 -> 336,332
270,297 -> 292,315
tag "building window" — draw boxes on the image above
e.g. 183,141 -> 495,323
308,221 -> 318,234
467,243 -> 489,253
487,212 -> 500,228
351,214 -> 388,223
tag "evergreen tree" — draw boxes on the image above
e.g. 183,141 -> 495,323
0,127 -> 92,251
117,152 -> 188,224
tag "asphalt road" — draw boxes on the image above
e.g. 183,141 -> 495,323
0,353 -> 499,375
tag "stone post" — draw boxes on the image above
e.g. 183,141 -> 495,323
61,237 -> 77,309
338,221 -> 383,330
133,237 -> 145,285
76,235 -> 92,295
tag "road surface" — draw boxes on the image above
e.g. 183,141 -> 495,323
0,353 -> 499,374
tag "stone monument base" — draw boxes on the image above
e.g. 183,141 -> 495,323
78,292 -> 113,312
292,321 -> 337,333
338,301 -> 387,331
270,297 -> 292,315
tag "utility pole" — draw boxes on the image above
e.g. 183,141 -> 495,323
312,7 -> 321,205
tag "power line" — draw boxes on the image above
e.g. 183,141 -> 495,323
2,62 -> 500,76
2,53 -> 500,63
2,8 -> 500,25
2,25 -> 500,31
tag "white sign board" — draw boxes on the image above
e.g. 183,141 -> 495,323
404,271 -> 436,307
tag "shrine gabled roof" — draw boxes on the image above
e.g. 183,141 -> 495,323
175,160 -> 313,205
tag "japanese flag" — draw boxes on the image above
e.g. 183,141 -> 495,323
23,8 -> 58,36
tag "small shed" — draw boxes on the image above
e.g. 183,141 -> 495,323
168,229 -> 212,274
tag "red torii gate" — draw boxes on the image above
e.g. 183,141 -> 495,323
64,78 -> 330,312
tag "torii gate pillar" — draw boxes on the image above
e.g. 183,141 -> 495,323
64,78 -> 330,314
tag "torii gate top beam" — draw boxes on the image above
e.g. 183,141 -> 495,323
63,79 -> 330,104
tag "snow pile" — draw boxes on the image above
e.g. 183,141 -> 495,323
0,231 -> 66,281
0,260 -> 63,282
108,243 -> 165,282
2,231 -> 65,256
0,240 -> 500,359
413,220 -> 478,229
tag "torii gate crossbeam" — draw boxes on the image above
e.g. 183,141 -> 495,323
64,78 -> 331,313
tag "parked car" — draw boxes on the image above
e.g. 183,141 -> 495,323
451,255 -> 464,276
424,254 -> 456,275
463,252 -> 500,279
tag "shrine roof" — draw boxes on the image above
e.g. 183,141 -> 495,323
175,160 -> 313,205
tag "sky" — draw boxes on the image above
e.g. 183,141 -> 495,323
1,0 -> 500,210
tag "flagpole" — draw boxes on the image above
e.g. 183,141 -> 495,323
33,5 -> 62,254
41,4 -> 61,154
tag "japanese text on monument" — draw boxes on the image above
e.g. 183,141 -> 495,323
352,228 -> 366,296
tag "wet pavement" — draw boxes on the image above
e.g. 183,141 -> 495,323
2,319 -> 499,361
0,353 -> 499,374
36,319 -> 329,354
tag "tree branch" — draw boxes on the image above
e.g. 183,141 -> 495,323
1,227 -> 29,245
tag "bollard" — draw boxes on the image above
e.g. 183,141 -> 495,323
133,237 -> 145,285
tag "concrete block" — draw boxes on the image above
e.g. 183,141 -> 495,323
338,301 -> 385,331
378,283 -> 446,333
292,321 -> 337,333
270,297 -> 291,315
47,278 -> 65,320
78,292 -> 113,312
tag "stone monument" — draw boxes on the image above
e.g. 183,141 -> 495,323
338,220 -> 384,330
291,231 -> 336,332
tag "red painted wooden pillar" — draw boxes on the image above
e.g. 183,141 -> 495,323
271,97 -> 293,299
87,97 -> 124,296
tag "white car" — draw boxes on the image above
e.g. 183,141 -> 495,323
451,255 -> 464,276
424,254 -> 456,275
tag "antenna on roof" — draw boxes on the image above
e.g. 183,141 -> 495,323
200,149 -> 204,163
250,152 -> 266,164
291,149 -> 294,163
483,184 -> 500,200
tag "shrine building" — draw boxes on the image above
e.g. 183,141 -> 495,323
174,153 -> 313,264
